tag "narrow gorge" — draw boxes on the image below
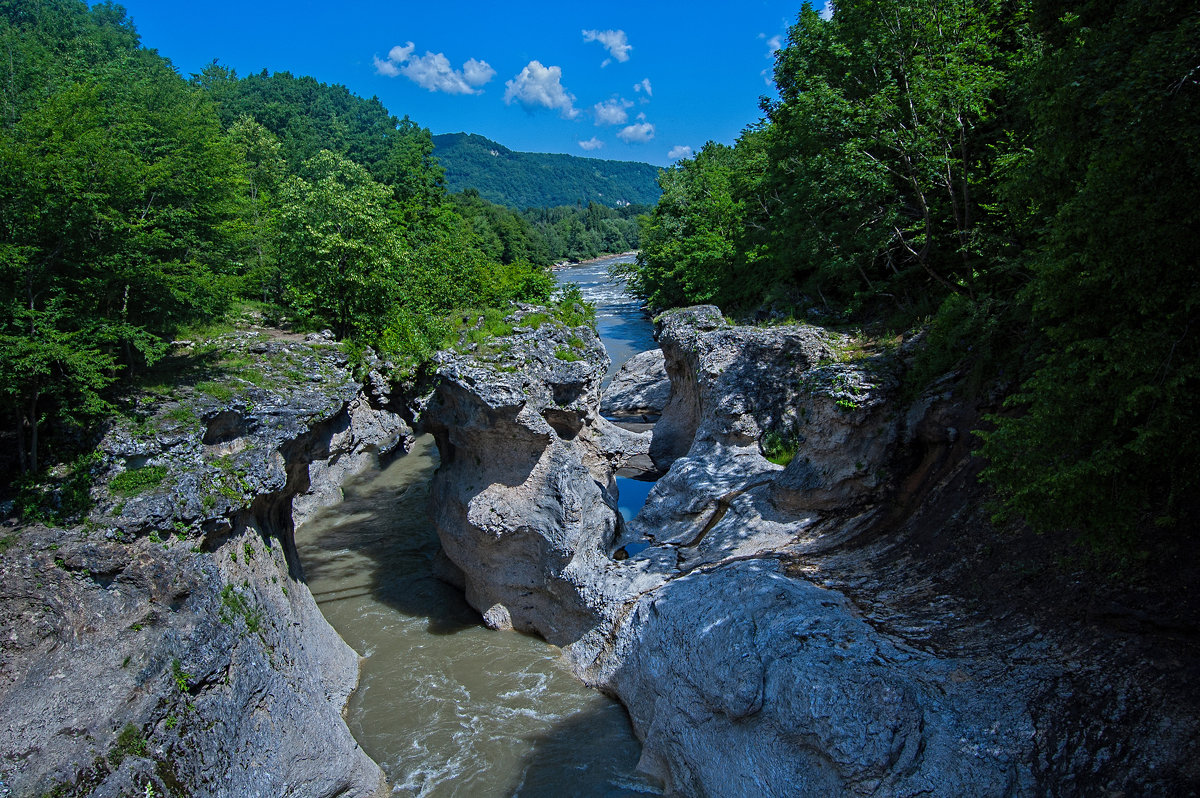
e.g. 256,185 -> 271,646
2,258 -> 1196,797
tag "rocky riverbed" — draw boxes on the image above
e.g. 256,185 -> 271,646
422,305 -> 1200,796
0,329 -> 400,797
3,305 -> 1198,797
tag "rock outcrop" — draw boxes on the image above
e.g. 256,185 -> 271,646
0,330 -> 401,798
600,348 -> 669,421
421,308 -> 651,644
426,305 -> 1200,796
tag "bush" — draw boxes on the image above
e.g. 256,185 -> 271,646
109,465 -> 168,497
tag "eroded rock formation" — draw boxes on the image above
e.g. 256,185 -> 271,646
0,330 -> 401,798
425,305 -> 1200,796
601,348 -> 669,421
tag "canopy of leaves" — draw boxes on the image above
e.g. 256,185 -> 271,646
0,0 -> 557,488
628,0 -> 1200,555
978,0 -> 1200,553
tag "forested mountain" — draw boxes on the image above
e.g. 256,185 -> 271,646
432,132 -> 661,209
627,0 -> 1200,559
0,0 -> 555,493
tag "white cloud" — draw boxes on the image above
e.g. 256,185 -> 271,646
668,145 -> 693,160
759,33 -> 783,55
820,2 -> 835,20
374,42 -> 494,94
594,97 -> 632,126
504,61 -> 579,118
759,32 -> 786,86
633,77 -> 652,97
617,121 -> 655,144
462,58 -> 496,86
373,55 -> 402,78
579,137 -> 605,151
582,29 -> 632,66
405,52 -> 495,94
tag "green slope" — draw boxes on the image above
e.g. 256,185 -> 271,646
433,132 -> 661,209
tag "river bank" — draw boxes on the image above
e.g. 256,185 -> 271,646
551,250 -> 638,270
5,282 -> 1197,796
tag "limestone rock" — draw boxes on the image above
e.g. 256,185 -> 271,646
600,348 -> 670,420
420,308 -> 643,645
0,331 -> 401,798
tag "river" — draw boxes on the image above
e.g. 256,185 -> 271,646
294,253 -> 659,796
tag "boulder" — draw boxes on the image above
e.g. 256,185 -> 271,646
600,348 -> 670,420
421,307 -> 653,645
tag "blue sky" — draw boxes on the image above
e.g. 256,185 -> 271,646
106,1 -> 832,167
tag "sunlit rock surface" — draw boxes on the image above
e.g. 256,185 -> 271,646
428,305 -> 1200,796
0,330 -> 400,798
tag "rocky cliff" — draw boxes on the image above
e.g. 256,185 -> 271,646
0,330 -> 402,798
423,305 -> 1200,796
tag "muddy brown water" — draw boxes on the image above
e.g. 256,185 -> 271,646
295,254 -> 662,796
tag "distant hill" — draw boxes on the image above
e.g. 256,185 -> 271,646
432,133 -> 662,209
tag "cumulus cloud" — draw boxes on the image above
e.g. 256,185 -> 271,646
579,137 -> 604,151
668,145 -> 693,160
633,77 -> 652,98
504,61 -> 579,118
820,2 -> 836,20
593,97 -> 633,126
582,29 -> 632,66
374,42 -> 494,94
617,121 -> 655,144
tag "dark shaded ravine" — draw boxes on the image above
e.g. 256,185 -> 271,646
294,254 -> 661,796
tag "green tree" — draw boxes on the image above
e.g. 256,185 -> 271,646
980,0 -> 1200,551
762,0 -> 1027,313
275,150 -> 406,339
226,115 -> 287,301
631,142 -> 746,309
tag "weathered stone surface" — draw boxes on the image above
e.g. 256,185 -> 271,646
421,308 -> 652,645
0,331 -> 400,798
600,348 -> 670,420
603,560 -> 1043,797
429,305 -> 1200,797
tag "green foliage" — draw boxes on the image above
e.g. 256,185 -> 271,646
0,2 -> 563,489
14,449 -> 101,523
762,432 -> 799,467
275,150 -> 406,339
170,658 -> 193,693
628,0 -> 1028,318
979,0 -> 1200,553
433,132 -> 661,209
521,201 -> 647,263
218,584 -> 263,635
552,285 -> 596,329
630,142 -> 748,309
108,722 -> 148,766
554,347 -> 583,362
109,465 -> 167,496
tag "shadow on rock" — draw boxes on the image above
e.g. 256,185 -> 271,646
506,700 -> 661,798
294,435 -> 482,637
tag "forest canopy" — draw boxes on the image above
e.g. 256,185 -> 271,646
626,0 -> 1200,556
433,132 -> 662,210
0,0 -> 561,482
